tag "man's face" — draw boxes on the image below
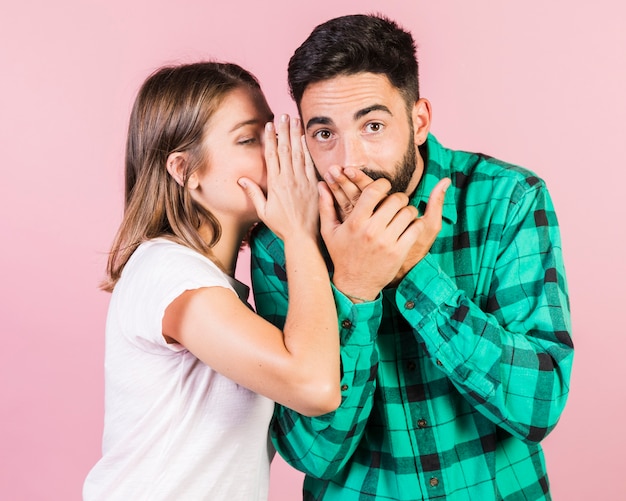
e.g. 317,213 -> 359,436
300,72 -> 423,195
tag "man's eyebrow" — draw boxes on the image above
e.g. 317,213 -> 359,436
305,105 -> 392,131
354,104 -> 392,120
305,116 -> 333,130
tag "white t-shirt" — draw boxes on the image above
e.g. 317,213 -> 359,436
84,239 -> 275,501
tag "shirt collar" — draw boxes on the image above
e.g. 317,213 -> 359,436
225,275 -> 250,303
410,133 -> 458,224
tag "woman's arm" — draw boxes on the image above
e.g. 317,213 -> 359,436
162,272 -> 340,417
163,115 -> 341,417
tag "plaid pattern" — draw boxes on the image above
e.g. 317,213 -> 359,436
250,134 -> 573,500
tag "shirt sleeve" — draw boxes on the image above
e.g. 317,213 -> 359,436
395,181 -> 573,444
250,231 -> 382,479
119,241 -> 236,353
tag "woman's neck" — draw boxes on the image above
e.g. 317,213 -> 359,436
200,218 -> 251,277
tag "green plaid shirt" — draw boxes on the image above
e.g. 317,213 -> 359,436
250,134 -> 573,500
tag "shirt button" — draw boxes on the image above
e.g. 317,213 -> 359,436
341,319 -> 352,329
436,359 -> 443,366
407,361 -> 416,371
341,384 -> 349,391
417,418 -> 427,428
430,477 -> 439,487
405,300 -> 415,309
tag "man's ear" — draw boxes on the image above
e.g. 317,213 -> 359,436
166,152 -> 199,189
411,98 -> 432,146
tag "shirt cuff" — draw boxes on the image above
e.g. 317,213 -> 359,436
395,253 -> 458,326
332,283 -> 382,345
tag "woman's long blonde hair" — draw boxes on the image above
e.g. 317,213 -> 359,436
102,62 -> 261,292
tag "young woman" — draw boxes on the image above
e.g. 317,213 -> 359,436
83,62 -> 341,500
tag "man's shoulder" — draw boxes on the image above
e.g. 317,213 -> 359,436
427,135 -> 545,195
443,142 -> 545,195
250,224 -> 286,264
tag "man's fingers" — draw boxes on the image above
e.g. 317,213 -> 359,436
326,170 -> 391,220
386,204 -> 419,237
343,168 -> 375,191
350,178 -> 392,217
398,177 -> 451,246
323,166 -> 354,218
423,177 -> 451,222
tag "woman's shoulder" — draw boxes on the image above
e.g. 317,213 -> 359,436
123,238 -> 231,290
137,238 -> 218,267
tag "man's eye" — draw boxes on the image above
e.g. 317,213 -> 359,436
313,129 -> 332,141
365,122 -> 383,133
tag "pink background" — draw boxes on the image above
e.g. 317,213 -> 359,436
2,1 -> 624,499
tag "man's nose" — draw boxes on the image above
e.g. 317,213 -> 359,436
341,135 -> 367,169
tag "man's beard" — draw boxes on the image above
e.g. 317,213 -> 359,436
361,134 -> 417,194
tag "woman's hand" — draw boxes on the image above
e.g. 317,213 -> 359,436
239,114 -> 319,241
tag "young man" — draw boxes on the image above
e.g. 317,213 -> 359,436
251,14 -> 573,500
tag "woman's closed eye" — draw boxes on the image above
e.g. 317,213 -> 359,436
237,136 -> 259,146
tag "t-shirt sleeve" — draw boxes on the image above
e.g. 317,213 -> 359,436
113,241 -> 236,353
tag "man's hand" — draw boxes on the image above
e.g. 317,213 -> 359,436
319,177 -> 419,302
318,170 -> 450,300
388,177 -> 450,286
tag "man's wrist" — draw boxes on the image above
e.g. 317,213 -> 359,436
333,281 -> 379,303
343,292 -> 373,304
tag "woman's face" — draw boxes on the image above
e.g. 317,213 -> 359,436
192,85 -> 273,225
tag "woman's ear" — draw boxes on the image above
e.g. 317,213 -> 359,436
166,152 -> 197,188
412,98 -> 432,146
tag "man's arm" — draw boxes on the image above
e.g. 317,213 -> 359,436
250,176 -> 449,477
396,180 -> 573,443
250,229 -> 381,478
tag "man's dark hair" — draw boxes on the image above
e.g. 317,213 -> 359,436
288,14 -> 419,110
